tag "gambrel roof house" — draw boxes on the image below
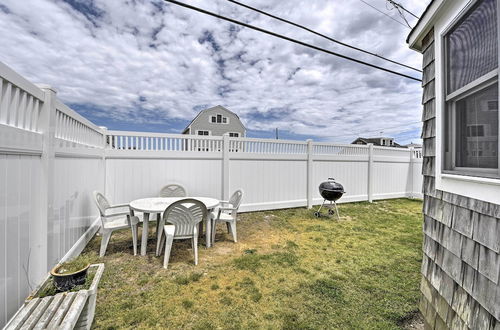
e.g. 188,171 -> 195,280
408,0 -> 500,328
351,137 -> 404,147
182,105 -> 246,137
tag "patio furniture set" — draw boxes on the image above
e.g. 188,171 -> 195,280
93,184 -> 243,269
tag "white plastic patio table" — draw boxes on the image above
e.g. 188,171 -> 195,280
129,197 -> 220,256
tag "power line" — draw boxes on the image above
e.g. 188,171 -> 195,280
358,0 -> 411,29
386,0 -> 420,19
227,0 -> 421,73
162,0 -> 422,82
322,120 -> 421,138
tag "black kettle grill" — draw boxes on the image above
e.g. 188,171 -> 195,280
314,178 -> 344,219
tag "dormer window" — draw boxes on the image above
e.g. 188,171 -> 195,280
443,0 -> 499,177
210,114 -> 229,124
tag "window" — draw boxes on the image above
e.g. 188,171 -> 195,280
487,100 -> 498,110
197,130 -> 209,136
228,132 -> 239,137
210,114 -> 228,124
467,125 -> 485,137
443,0 -> 499,178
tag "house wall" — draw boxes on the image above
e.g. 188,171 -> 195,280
418,29 -> 500,329
188,106 -> 245,136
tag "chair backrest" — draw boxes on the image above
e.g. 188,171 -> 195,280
93,191 -> 110,217
163,199 -> 207,238
159,184 -> 187,197
227,189 -> 243,219
229,189 -> 243,210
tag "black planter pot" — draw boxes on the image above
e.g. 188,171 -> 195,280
50,263 -> 90,292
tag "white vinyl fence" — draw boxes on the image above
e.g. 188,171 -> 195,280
0,61 -> 422,327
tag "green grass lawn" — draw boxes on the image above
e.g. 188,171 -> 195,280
74,198 -> 423,329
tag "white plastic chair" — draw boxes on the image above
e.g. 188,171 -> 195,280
159,184 -> 187,197
156,199 -> 208,269
93,191 -> 139,257
211,189 -> 243,243
154,183 -> 188,251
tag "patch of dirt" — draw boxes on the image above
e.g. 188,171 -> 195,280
400,311 -> 424,330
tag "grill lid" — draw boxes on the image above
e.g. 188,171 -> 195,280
319,178 -> 344,193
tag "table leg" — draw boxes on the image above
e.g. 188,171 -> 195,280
141,212 -> 150,256
205,213 -> 211,248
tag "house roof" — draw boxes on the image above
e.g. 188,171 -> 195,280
181,105 -> 244,134
406,0 -> 435,43
407,0 -> 445,51
352,137 -> 405,147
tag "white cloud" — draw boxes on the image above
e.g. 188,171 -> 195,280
0,0 -> 430,143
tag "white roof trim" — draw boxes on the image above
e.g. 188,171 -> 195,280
408,0 -> 446,51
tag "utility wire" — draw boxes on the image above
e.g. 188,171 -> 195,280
227,0 -> 421,73
358,0 -> 411,29
385,0 -> 411,28
162,0 -> 422,82
386,0 -> 420,19
322,121 -> 421,138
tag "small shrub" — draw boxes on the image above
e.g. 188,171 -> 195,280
210,284 -> 220,290
308,278 -> 344,302
174,272 -> 203,285
181,299 -> 194,309
219,295 -> 233,305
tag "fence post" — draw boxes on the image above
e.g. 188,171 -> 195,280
100,127 -> 107,197
222,134 -> 230,200
33,84 -> 57,283
367,143 -> 374,203
408,147 -> 414,199
306,139 -> 313,209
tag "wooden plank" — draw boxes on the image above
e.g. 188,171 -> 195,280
422,42 -> 435,68
46,292 -> 76,328
59,291 -> 88,330
422,80 -> 435,103
421,28 -> 435,51
19,297 -> 51,329
4,298 -> 40,330
422,100 -> 435,121
32,294 -> 65,329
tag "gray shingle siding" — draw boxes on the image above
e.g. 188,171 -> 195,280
418,28 -> 500,329
184,105 -> 245,137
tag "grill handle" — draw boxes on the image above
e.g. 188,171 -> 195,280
328,177 -> 335,180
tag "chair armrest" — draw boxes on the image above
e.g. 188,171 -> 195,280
219,202 -> 234,208
108,203 -> 129,209
218,206 -> 237,211
103,212 -> 130,219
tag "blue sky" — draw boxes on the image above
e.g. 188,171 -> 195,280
0,0 -> 430,144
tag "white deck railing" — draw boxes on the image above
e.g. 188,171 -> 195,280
0,60 -> 423,328
55,100 -> 103,148
106,130 -> 224,152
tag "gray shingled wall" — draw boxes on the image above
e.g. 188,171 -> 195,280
419,29 -> 500,330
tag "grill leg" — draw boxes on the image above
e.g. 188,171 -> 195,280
317,200 -> 326,213
334,202 -> 340,221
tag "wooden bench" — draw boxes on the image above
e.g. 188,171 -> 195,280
5,263 -> 104,330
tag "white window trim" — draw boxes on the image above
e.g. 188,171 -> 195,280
434,0 -> 500,204
228,132 -> 240,137
195,130 -> 211,136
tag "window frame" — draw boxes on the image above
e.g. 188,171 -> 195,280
441,0 -> 500,179
228,132 -> 239,137
210,114 -> 229,124
196,130 -> 210,136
